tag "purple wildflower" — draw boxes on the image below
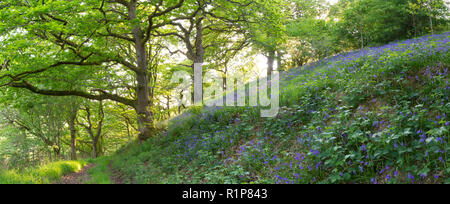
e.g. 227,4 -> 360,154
408,173 -> 414,182
371,178 -> 378,184
386,174 -> 391,181
360,144 -> 367,152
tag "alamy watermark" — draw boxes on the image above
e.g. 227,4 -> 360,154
171,63 -> 279,118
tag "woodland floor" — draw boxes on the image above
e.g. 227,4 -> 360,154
55,164 -> 95,184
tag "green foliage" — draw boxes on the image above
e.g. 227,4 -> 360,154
332,0 -> 449,48
243,0 -> 288,52
284,0 -> 340,67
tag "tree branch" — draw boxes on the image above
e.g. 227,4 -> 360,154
143,0 -> 185,43
11,81 -> 136,108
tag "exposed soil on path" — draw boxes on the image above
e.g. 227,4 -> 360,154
108,161 -> 126,184
55,164 -> 95,184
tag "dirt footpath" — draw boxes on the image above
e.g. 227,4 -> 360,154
55,164 -> 95,184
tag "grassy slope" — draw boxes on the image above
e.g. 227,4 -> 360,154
0,161 -> 86,184
112,33 -> 449,184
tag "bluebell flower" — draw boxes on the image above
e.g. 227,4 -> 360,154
360,144 -> 367,152
408,173 -> 414,182
310,149 -> 320,156
420,173 -> 427,180
386,174 -> 391,181
371,178 -> 378,184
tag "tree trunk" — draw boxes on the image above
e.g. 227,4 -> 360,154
92,139 -> 98,158
413,14 -> 417,37
166,95 -> 171,118
69,111 -> 77,160
179,90 -> 186,114
427,1 -> 434,35
429,12 -> 434,35
91,135 -> 103,158
360,24 -> 364,49
267,50 -> 275,78
135,74 -> 154,141
130,1 -> 155,141
222,75 -> 227,92
276,51 -> 282,71
54,137 -> 61,160
192,18 -> 205,105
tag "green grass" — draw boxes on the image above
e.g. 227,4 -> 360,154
87,157 -> 113,184
0,160 -> 87,184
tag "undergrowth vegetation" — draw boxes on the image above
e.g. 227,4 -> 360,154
0,161 -> 86,184
87,157 -> 113,184
110,33 -> 449,184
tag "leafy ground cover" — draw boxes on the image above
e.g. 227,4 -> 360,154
108,33 -> 449,184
